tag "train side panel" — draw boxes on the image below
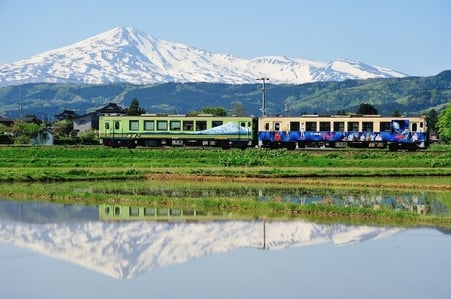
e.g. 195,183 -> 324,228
99,114 -> 258,148
258,115 -> 428,150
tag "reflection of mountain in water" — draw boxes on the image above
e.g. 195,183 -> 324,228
0,218 -> 402,280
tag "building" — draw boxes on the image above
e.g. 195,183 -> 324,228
73,112 -> 99,133
0,116 -> 41,126
55,110 -> 79,121
96,103 -> 126,116
31,128 -> 54,146
72,103 -> 126,133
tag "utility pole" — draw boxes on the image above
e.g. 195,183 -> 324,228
284,102 -> 289,116
19,101 -> 23,119
257,77 -> 269,116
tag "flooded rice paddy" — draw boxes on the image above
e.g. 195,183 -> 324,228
0,179 -> 450,299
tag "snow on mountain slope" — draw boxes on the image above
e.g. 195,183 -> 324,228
0,27 -> 407,87
0,219 -> 402,279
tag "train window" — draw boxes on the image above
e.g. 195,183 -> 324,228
212,121 -> 223,127
158,208 -> 169,216
290,122 -> 300,131
157,120 -> 168,131
105,122 -> 110,130
129,120 -> 139,131
264,122 -> 270,130
306,122 -> 317,131
183,121 -> 194,131
333,122 -> 344,132
274,122 -> 281,131
170,120 -> 181,131
380,122 -> 391,132
144,120 -> 154,131
420,122 -> 423,128
114,121 -> 120,130
347,122 -> 359,132
412,123 -> 417,131
196,121 -> 207,131
129,207 -> 139,216
362,122 -> 373,132
320,122 -> 331,131
144,207 -> 156,216
240,122 -> 246,127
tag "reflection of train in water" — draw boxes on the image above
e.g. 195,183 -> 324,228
99,114 -> 428,151
99,191 -> 429,221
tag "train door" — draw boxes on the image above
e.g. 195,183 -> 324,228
410,119 -> 427,147
102,119 -> 122,147
273,121 -> 281,142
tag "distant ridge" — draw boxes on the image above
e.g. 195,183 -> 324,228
0,70 -> 450,118
0,27 -> 407,87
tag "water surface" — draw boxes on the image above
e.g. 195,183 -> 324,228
0,199 -> 450,299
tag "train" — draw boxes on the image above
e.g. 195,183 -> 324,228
98,113 -> 428,151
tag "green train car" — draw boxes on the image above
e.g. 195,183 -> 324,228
99,114 -> 258,148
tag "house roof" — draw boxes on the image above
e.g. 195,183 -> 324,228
96,103 -> 126,114
55,110 -> 79,120
0,116 -> 41,125
74,111 -> 98,120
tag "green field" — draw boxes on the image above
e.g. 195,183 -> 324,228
0,145 -> 450,227
0,145 -> 449,181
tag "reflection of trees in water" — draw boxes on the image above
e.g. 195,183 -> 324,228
437,227 -> 451,235
429,200 -> 449,216
0,200 -> 98,223
258,192 -> 443,215
1,187 -> 448,222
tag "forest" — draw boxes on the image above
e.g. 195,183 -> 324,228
0,70 -> 450,119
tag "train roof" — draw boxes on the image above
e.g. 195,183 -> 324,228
260,114 -> 424,118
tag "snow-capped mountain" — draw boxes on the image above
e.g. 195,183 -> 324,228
0,219 -> 402,279
0,27 -> 407,87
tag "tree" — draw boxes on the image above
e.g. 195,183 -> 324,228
10,120 -> 41,144
0,123 -> 12,144
392,110 -> 402,117
52,119 -> 73,137
201,107 -> 227,116
187,106 -> 227,116
425,109 -> 438,133
231,101 -> 248,116
0,123 -> 7,135
436,103 -> 451,142
127,98 -> 146,116
356,103 -> 378,115
78,129 -> 99,145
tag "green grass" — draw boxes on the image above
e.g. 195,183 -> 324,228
0,145 -> 449,228
1,179 -> 450,228
0,145 -> 450,181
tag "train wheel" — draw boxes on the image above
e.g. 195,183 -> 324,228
286,142 -> 296,151
239,142 -> 248,150
221,141 -> 230,149
407,144 -> 417,152
388,143 -> 398,151
127,141 -> 136,149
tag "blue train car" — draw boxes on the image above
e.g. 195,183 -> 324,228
258,115 -> 428,151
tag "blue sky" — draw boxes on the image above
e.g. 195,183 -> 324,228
0,0 -> 450,76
